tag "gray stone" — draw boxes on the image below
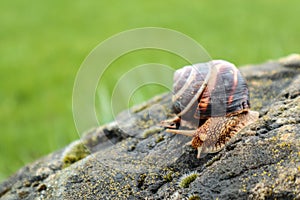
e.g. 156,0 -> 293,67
1,55 -> 300,200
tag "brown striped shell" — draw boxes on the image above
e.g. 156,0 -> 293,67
172,60 -> 250,120
161,60 -> 259,158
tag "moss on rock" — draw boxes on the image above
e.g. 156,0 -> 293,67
62,141 -> 90,168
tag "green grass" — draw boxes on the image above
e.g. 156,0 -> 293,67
1,0 -> 300,182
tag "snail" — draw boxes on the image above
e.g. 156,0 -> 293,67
162,60 -> 259,158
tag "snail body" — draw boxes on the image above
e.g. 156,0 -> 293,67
163,60 -> 259,158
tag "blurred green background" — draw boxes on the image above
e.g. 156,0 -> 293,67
1,0 -> 300,182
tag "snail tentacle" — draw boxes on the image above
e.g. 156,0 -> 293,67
185,141 -> 193,146
165,129 -> 194,137
197,147 -> 202,159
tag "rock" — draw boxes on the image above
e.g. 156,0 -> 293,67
1,55 -> 300,200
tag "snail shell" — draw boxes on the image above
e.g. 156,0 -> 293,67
172,60 -> 250,120
162,60 -> 259,158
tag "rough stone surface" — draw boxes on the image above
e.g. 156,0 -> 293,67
1,55 -> 300,200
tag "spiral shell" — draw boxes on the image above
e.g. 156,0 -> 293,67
161,60 -> 259,158
172,60 -> 250,119
162,60 -> 259,158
